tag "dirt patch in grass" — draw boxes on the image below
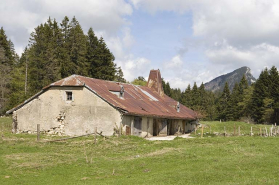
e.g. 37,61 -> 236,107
124,147 -> 181,160
145,148 -> 181,157
5,153 -> 78,170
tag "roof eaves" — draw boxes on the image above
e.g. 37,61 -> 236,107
6,89 -> 47,114
123,112 -> 196,120
84,84 -> 128,114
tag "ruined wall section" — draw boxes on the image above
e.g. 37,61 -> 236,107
15,86 -> 122,136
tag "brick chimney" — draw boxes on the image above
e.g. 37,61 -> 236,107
146,69 -> 164,96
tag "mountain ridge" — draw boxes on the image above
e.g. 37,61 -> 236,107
204,66 -> 256,92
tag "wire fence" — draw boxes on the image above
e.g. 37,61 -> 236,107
196,123 -> 279,137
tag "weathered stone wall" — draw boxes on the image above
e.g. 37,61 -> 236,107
122,115 -> 153,137
140,117 -> 153,137
186,120 -> 197,132
14,87 -> 122,136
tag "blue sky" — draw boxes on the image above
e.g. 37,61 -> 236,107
1,0 -> 279,90
127,10 -> 193,61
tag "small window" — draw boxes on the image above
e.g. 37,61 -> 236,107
66,91 -> 73,101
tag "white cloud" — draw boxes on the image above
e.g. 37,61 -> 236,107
0,0 -> 133,54
102,27 -> 151,82
164,55 -> 183,69
206,43 -> 279,77
131,0 -> 279,84
131,0 -> 279,46
117,57 -> 151,82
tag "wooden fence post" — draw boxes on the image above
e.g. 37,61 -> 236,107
265,127 -> 268,137
224,126 -> 226,137
234,124 -> 236,136
37,124 -> 40,141
250,126 -> 253,136
94,127 -> 97,144
201,125 -> 204,138
238,126 -> 240,136
1,121 -> 3,138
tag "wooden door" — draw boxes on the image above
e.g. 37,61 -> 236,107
182,120 -> 186,134
126,126 -> 131,135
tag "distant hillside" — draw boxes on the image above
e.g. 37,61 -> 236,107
204,66 -> 256,92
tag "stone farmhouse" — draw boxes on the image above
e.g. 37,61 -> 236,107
7,70 -> 198,137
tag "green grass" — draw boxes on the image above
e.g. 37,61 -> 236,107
1,117 -> 279,184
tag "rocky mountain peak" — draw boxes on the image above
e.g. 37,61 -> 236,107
204,66 -> 256,92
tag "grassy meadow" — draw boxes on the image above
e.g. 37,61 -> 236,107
1,117 -> 279,185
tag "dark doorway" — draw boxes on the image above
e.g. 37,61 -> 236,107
168,120 -> 178,135
134,117 -> 142,136
153,119 -> 158,136
159,119 -> 168,136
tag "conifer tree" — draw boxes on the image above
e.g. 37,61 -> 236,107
60,16 -> 72,77
206,91 -> 217,121
227,83 -> 239,120
162,80 -> 171,97
199,82 -> 207,107
268,66 -> 279,122
181,84 -> 192,108
68,17 -> 87,76
251,69 -> 270,123
114,66 -> 126,83
86,27 -> 100,77
191,82 -> 199,110
0,27 -> 17,113
217,82 -> 230,121
238,85 -> 254,120
8,49 -> 27,110
90,37 -> 116,80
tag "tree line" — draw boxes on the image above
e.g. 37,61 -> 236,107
0,16 -> 125,114
1,16 -> 279,124
132,67 -> 279,124
161,67 -> 279,124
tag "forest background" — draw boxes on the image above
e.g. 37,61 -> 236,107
1,16 -> 278,124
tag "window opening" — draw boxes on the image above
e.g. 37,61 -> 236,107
66,91 -> 73,101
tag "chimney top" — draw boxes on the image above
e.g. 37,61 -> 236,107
146,69 -> 164,97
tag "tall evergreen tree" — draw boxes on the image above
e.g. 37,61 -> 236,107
162,79 -> 171,97
238,85 -> 254,120
251,69 -> 270,123
114,66 -> 126,83
227,83 -> 240,120
0,27 -> 17,114
90,37 -> 116,80
181,84 -> 192,108
217,82 -> 230,121
68,17 -> 87,76
86,27 -> 100,77
191,82 -> 199,110
60,16 -> 72,78
268,66 -> 279,122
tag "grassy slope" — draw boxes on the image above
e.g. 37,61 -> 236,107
1,118 -> 279,185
